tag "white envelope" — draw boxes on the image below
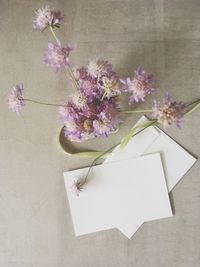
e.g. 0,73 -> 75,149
105,116 -> 197,238
64,154 -> 172,236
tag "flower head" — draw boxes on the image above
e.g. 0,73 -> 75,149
73,67 -> 88,80
72,91 -> 87,110
87,59 -> 113,78
33,6 -> 64,31
8,83 -> 25,114
100,76 -> 121,99
59,59 -> 121,142
43,43 -> 73,72
152,92 -> 186,128
59,102 -> 79,123
70,179 -> 82,197
121,66 -> 155,104
93,108 -> 119,136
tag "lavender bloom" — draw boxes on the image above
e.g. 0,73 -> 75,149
79,78 -> 99,98
33,6 -> 64,31
8,83 -> 25,114
59,59 -> 121,142
87,59 -> 113,78
73,67 -> 88,80
121,66 -> 155,104
70,179 -> 82,197
43,43 -> 73,72
93,108 -> 119,136
58,103 -> 79,123
100,75 -> 121,99
152,92 -> 186,128
72,91 -> 87,110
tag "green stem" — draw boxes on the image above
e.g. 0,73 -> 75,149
81,119 -> 157,187
184,98 -> 200,115
66,66 -> 79,90
49,26 -> 79,90
80,143 -> 117,187
50,26 -> 60,44
24,98 -> 63,107
185,102 -> 200,116
185,98 -> 200,107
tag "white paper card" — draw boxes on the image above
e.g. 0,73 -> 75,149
64,154 -> 172,236
105,116 -> 197,238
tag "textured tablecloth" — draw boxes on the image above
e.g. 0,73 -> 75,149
0,0 -> 200,266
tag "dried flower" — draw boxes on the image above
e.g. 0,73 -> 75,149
70,179 -> 82,197
57,59 -> 121,142
152,92 -> 186,128
100,76 -> 121,99
121,66 -> 155,104
59,105 -> 77,123
8,83 -> 25,114
33,6 -> 64,31
93,108 -> 119,136
87,59 -> 113,78
72,91 -> 87,110
43,43 -> 73,72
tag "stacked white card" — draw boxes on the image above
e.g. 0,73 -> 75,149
63,116 -> 197,239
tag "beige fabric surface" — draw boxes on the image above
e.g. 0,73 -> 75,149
0,0 -> 200,266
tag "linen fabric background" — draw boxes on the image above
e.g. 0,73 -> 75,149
0,0 -> 200,266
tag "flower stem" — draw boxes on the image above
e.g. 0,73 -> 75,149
80,144 -> 117,188
50,26 -> 60,44
65,66 -> 79,90
24,98 -> 63,107
49,26 -> 79,90
185,97 -> 200,107
185,102 -> 200,116
80,119 -> 157,188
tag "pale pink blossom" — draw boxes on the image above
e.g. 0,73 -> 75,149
8,83 -> 25,114
152,92 -> 186,128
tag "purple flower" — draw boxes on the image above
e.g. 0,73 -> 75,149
100,75 -> 121,99
59,59 -> 121,142
33,6 -> 64,31
58,103 -> 79,123
71,91 -> 87,110
8,83 -> 25,114
121,66 -> 155,104
152,92 -> 186,128
70,179 -> 82,197
43,43 -> 73,72
73,67 -> 88,80
93,108 -> 119,136
79,78 -> 99,98
87,59 -> 113,78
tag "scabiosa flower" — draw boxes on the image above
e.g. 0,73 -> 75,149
87,59 -> 113,78
59,59 -> 121,142
100,76 -> 121,99
93,108 -> 119,136
59,104 -> 79,123
121,66 -> 155,104
70,179 -> 82,197
72,91 -> 87,110
73,66 -> 88,80
33,6 -> 64,31
152,92 -> 186,128
8,83 -> 25,114
43,43 -> 73,72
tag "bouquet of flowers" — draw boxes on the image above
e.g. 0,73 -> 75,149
8,6 -> 200,195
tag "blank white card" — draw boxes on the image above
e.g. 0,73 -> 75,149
64,153 -> 172,236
